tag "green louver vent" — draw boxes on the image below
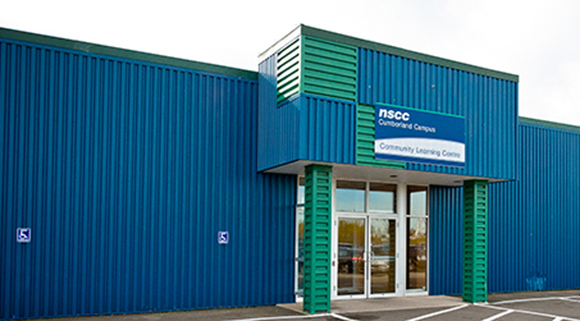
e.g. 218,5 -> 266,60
356,104 -> 406,168
303,164 -> 332,314
275,36 -> 357,104
463,180 -> 488,303
302,36 -> 357,101
276,37 -> 301,104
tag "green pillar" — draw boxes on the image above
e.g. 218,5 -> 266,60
303,164 -> 332,314
463,180 -> 488,303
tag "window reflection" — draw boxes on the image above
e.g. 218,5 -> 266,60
296,178 -> 305,296
407,186 -> 427,216
337,217 -> 366,295
406,185 -> 428,291
407,218 -> 427,290
369,183 -> 396,213
336,181 -> 365,212
298,177 -> 305,205
297,207 -> 304,295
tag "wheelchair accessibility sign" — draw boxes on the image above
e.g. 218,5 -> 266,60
17,228 -> 31,243
218,231 -> 229,245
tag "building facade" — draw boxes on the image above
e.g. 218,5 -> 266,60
1,25 -> 579,320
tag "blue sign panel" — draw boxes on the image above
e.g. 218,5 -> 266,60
218,231 -> 229,245
17,228 -> 31,243
375,103 -> 465,167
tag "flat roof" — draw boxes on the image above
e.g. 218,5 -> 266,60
519,117 -> 580,133
260,24 -> 519,83
0,27 -> 258,80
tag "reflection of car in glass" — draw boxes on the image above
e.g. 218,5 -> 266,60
338,243 -> 364,273
408,243 -> 426,271
371,260 -> 388,274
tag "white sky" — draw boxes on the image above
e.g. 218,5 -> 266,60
2,0 -> 579,126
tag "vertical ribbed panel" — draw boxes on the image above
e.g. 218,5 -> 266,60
303,165 -> 332,314
429,186 -> 463,295
258,52 -> 357,172
0,39 -> 296,320
431,122 -> 580,296
301,36 -> 357,102
258,55 -> 300,171
358,48 -> 517,180
299,95 -> 356,164
356,104 -> 405,168
488,123 -> 580,293
463,180 -> 488,303
276,37 -> 301,104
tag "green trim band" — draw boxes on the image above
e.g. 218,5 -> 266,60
376,102 -> 464,119
0,28 -> 258,80
519,117 -> 580,133
301,25 -> 518,83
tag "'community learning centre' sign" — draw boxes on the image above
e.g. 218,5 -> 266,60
374,103 -> 465,167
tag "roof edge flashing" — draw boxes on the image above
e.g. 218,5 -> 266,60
258,24 -> 302,61
0,27 -> 258,80
300,25 -> 519,83
519,116 -> 580,133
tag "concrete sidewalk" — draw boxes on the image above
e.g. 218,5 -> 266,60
279,295 -> 463,314
27,290 -> 580,321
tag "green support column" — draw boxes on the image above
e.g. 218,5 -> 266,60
463,180 -> 489,303
303,164 -> 332,314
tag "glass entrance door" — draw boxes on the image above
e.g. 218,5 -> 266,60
369,217 -> 397,296
337,215 -> 397,298
337,217 -> 366,297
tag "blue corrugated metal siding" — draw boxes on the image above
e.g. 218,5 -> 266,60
488,123 -> 580,293
431,122 -> 580,296
429,186 -> 463,295
258,55 -> 300,171
259,55 -> 355,171
298,95 -> 355,164
0,39 -> 296,320
358,49 -> 517,180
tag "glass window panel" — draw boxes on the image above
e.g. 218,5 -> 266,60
296,207 -> 304,295
337,217 -> 366,296
336,181 -> 365,212
369,183 -> 396,214
370,218 -> 396,294
407,186 -> 427,216
407,217 -> 427,291
298,177 -> 305,205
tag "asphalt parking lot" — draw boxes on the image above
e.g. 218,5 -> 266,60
28,290 -> 580,321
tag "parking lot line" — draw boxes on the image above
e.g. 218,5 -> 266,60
230,312 -> 359,321
230,313 -> 333,321
329,313 -> 359,321
560,297 -> 580,303
476,303 -> 580,321
492,296 -> 565,305
405,303 -> 469,321
480,309 -> 514,321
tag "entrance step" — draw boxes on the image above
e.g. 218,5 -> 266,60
278,295 -> 463,314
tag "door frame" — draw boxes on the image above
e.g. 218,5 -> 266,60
332,214 -> 400,299
331,179 -> 408,299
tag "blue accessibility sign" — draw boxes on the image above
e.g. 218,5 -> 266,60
218,231 -> 229,245
17,228 -> 31,243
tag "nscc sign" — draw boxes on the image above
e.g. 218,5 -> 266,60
374,103 -> 465,167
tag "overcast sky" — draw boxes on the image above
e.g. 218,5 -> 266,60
2,0 -> 579,126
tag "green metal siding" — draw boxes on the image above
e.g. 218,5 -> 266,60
276,37 -> 301,104
356,104 -> 405,168
303,165 -> 332,314
463,180 -> 488,303
301,36 -> 357,102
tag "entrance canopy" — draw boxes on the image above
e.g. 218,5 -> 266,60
265,160 -> 507,186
